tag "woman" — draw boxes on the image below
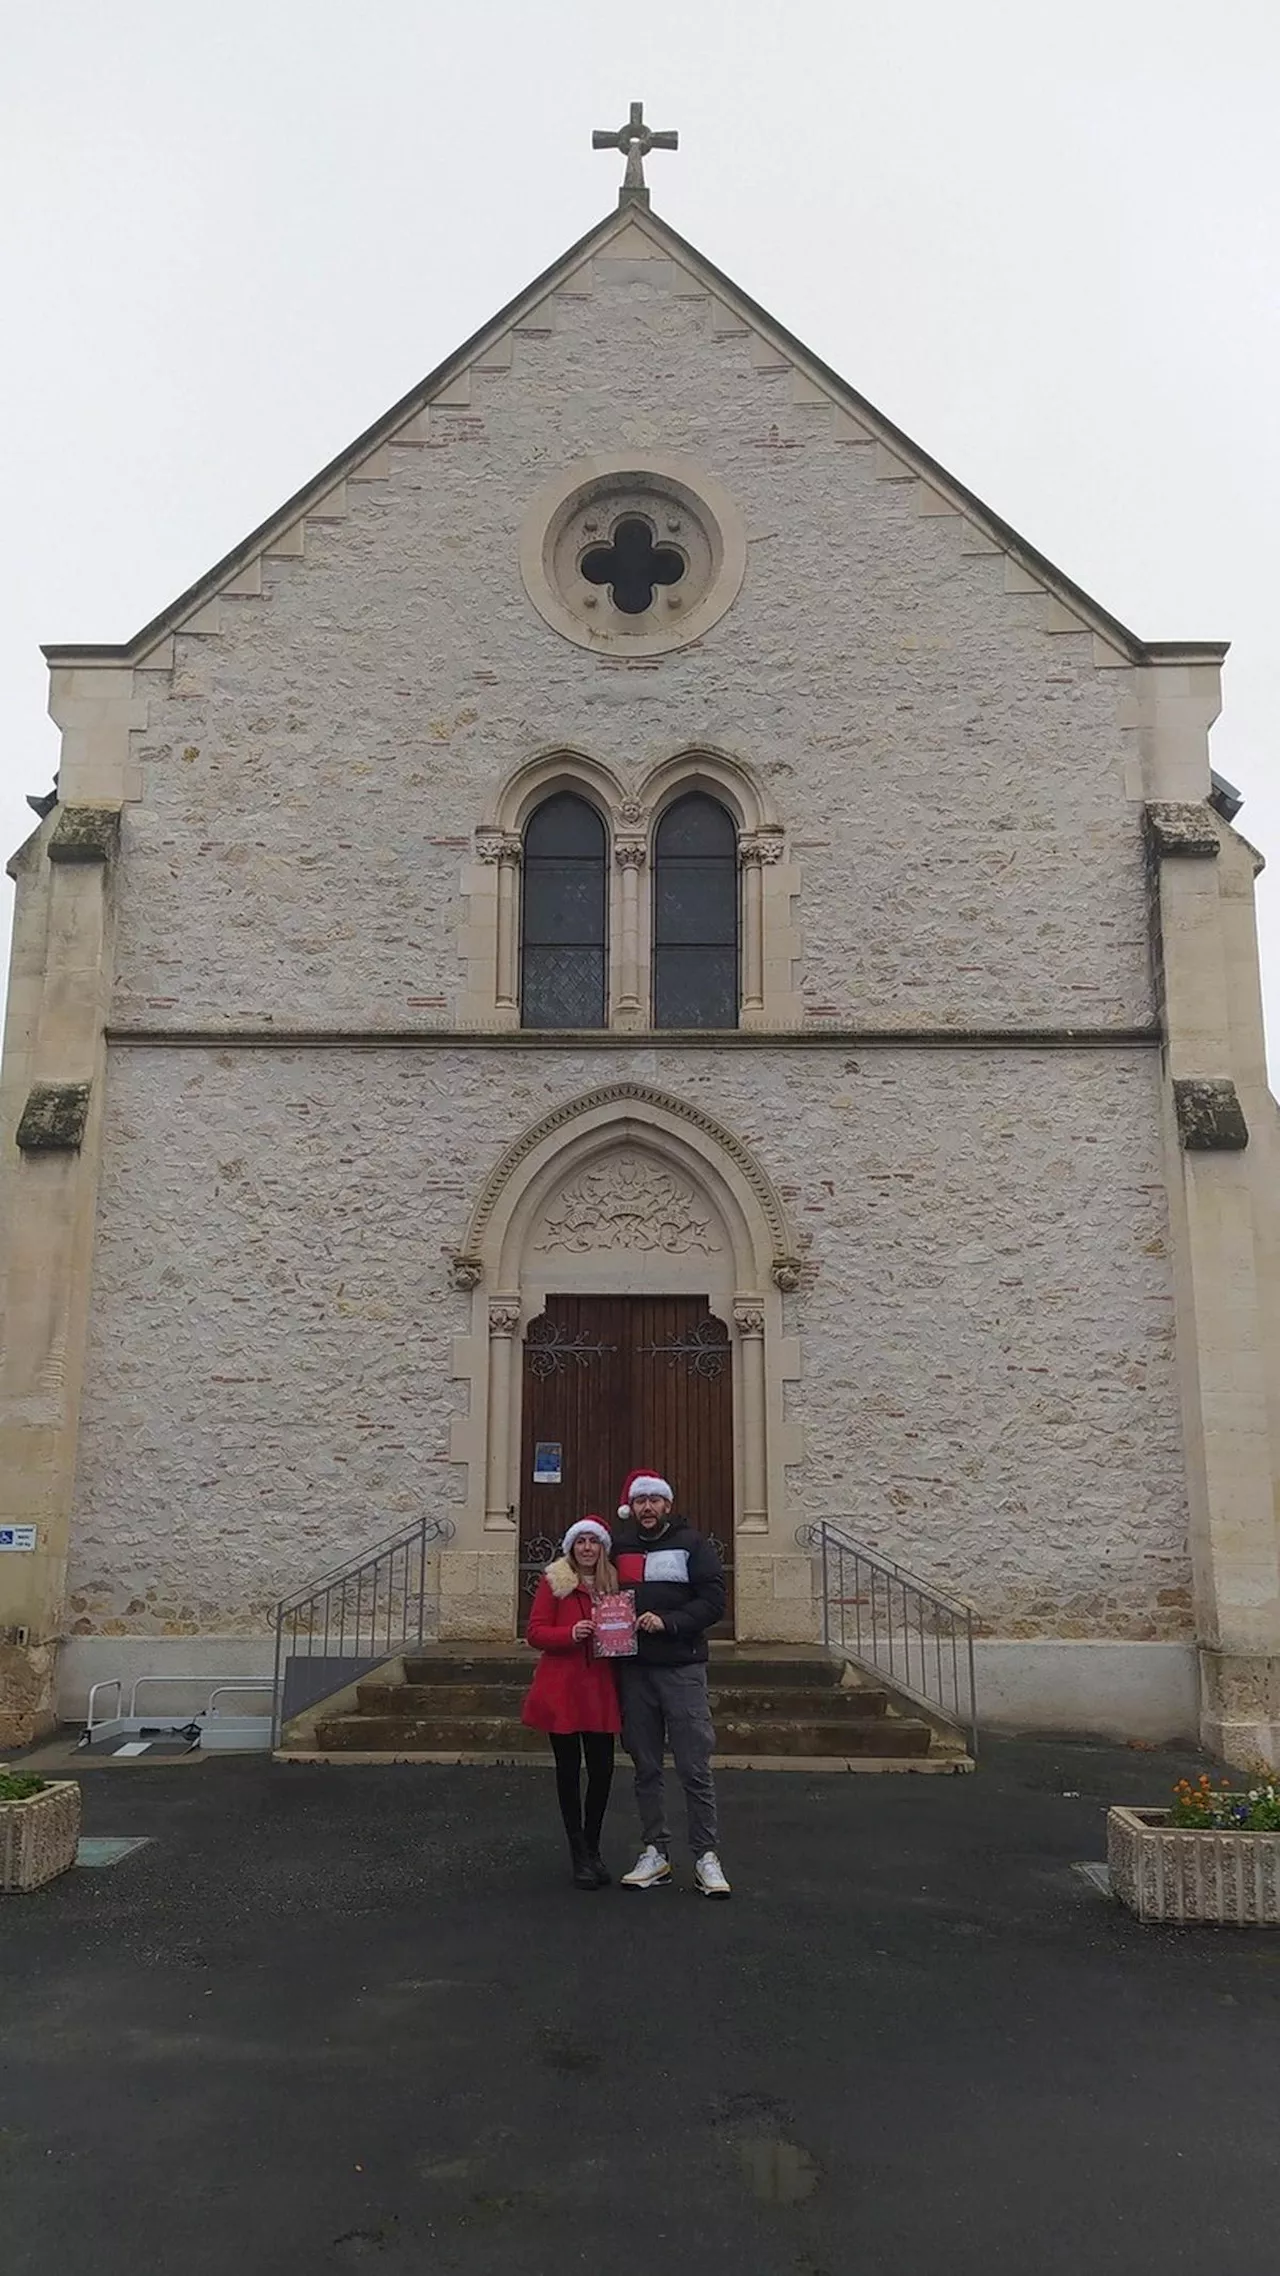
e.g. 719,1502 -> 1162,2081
522,1517 -> 622,1890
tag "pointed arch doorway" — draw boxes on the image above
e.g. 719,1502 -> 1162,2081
518,1293 -> 735,1625
448,1082 -> 804,1644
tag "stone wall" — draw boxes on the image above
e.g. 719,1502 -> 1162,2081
112,260 -> 1149,1033
8,212 -> 1209,1744
68,1042 -> 1188,1643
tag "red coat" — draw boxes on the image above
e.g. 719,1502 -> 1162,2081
521,1562 -> 622,1736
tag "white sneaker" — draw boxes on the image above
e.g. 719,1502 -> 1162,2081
695,1851 -> 732,1899
620,1844 -> 672,1890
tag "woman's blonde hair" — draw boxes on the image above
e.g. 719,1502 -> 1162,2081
568,1536 -> 619,1594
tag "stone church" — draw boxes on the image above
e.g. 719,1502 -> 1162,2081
2,116 -> 1278,1764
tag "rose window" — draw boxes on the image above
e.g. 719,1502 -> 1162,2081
519,456 -> 747,657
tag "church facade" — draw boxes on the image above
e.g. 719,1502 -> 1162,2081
3,179 -> 1278,1762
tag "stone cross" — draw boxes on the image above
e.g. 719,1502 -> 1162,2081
592,102 -> 678,206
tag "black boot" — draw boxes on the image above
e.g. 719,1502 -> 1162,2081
585,1847 -> 611,1887
568,1835 -> 600,1891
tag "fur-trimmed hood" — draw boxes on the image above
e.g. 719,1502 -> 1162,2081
544,1556 -> 585,1599
544,1553 -> 620,1597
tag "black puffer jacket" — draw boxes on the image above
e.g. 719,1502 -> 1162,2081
610,1518 -> 726,1667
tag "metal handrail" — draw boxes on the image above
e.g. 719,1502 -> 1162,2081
127,1673 -> 265,1719
270,1513 -> 456,1744
797,1519 -> 978,1756
270,1516 -> 455,1621
205,1684 -> 274,1716
85,1678 -> 124,1736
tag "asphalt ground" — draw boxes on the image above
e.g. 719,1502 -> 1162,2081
2,1736 -> 1277,2276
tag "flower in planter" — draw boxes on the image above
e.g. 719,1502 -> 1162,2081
1169,1774 -> 1280,1833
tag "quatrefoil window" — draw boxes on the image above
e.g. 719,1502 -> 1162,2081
580,517 -> 687,616
519,457 -> 747,657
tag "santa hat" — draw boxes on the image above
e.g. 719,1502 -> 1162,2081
617,1469 -> 674,1521
561,1517 -> 612,1556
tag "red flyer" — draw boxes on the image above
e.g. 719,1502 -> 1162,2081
591,1589 -> 638,1658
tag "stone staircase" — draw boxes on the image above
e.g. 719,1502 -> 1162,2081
288,1641 -> 972,1771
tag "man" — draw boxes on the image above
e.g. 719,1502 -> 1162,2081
611,1467 -> 731,1898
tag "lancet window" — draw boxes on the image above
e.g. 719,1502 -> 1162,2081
651,793 -> 740,1029
520,793 -> 608,1030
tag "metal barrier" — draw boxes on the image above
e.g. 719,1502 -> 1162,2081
796,1519 -> 978,1755
270,1514 -> 456,1743
81,1673 -> 276,1751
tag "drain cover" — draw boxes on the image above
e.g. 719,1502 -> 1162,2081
1073,1860 -> 1112,1896
75,1837 -> 151,1868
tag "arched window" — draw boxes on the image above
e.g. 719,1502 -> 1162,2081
652,793 -> 739,1029
520,793 -> 608,1029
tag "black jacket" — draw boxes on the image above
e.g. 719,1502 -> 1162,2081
610,1518 -> 726,1667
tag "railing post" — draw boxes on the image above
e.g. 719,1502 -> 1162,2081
820,1525 -> 829,1649
271,1615 -> 282,1749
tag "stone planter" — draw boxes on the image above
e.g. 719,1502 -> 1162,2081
0,1780 -> 81,1893
1107,1805 -> 1280,1926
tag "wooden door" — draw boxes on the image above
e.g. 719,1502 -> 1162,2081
518,1294 -> 734,1625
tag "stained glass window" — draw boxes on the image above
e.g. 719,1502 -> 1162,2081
653,793 -> 739,1029
521,794 -> 607,1029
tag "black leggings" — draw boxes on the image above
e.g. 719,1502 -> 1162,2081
549,1731 -> 615,1850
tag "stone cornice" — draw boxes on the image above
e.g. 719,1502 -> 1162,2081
104,1023 -> 1163,1052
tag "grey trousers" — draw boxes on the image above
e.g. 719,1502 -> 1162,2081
617,1661 -> 719,1858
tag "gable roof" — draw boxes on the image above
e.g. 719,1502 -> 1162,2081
43,199 -> 1226,671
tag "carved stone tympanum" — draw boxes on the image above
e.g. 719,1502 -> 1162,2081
535,1152 -> 718,1255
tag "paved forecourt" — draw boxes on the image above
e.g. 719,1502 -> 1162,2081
1,1738 -> 1276,2276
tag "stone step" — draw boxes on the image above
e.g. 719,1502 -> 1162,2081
401,1655 -> 531,1687
714,1717 -> 932,1757
708,1660 -> 850,1689
355,1678 -> 891,1721
709,1685 -> 889,1718
316,1715 -> 543,1753
314,1712 -> 933,1757
398,1650 -> 853,1691
357,1681 -> 531,1717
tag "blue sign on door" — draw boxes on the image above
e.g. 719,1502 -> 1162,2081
533,1443 -> 562,1485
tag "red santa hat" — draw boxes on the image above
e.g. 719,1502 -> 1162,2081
617,1469 -> 674,1521
561,1517 -> 613,1556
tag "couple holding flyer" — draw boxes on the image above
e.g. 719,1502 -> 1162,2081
520,1468 -> 731,1898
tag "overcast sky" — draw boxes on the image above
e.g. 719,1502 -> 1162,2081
3,1 -> 1278,1068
